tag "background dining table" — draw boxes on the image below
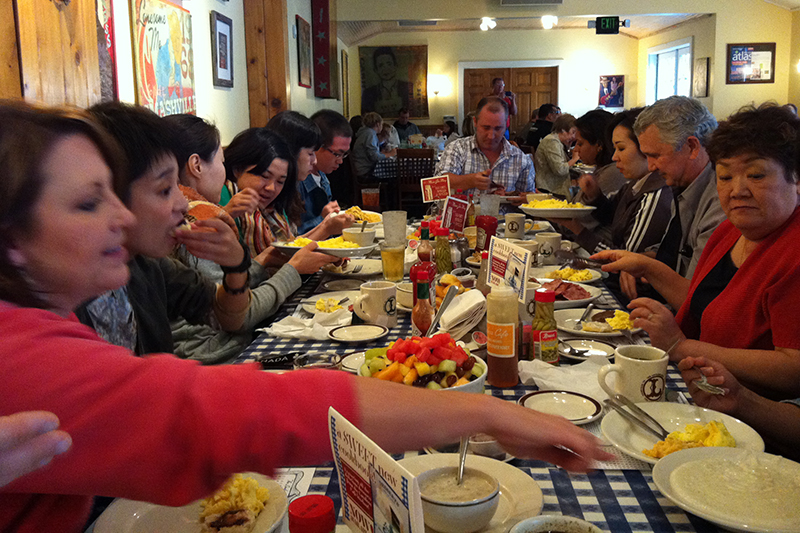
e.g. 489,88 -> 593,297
231,272 -> 728,533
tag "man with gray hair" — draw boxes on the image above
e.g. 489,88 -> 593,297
594,96 -> 725,309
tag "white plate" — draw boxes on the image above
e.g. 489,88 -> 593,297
95,474 -> 287,533
341,351 -> 366,373
328,324 -> 389,343
652,447 -> 800,533
398,454 -> 543,533
600,402 -> 765,465
555,308 -> 642,337
558,339 -> 615,362
519,205 -> 596,218
529,280 -> 601,310
301,290 -> 359,315
322,258 -> 383,277
397,302 -> 412,313
518,391 -> 602,425
465,256 -> 482,268
320,278 -> 366,291
273,242 -> 378,258
497,220 -> 552,235
334,210 -> 382,228
529,266 -> 603,284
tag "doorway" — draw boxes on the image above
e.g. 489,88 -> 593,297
463,66 -> 559,138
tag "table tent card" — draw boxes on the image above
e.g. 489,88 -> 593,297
441,196 -> 469,232
420,175 -> 450,202
487,236 -> 531,304
329,408 -> 425,533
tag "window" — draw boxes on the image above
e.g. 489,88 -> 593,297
646,38 -> 693,105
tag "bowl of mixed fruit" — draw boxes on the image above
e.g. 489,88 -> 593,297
359,333 -> 486,394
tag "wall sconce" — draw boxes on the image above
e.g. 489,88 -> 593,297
797,59 -> 800,73
541,16 -> 558,30
480,17 -> 496,31
428,75 -> 452,98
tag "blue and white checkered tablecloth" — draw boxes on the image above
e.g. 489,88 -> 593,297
236,274 -> 718,533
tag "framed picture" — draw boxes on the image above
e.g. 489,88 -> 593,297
726,43 -> 775,84
131,0 -> 196,115
359,45 -> 428,119
296,15 -> 311,88
693,57 -> 709,98
210,11 -> 233,88
342,50 -> 350,117
598,75 -> 624,108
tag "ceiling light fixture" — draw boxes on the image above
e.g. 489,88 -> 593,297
480,17 -> 496,31
541,15 -> 558,30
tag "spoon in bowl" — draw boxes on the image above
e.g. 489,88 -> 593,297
456,435 -> 469,485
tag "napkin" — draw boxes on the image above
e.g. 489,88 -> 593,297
438,290 -> 486,340
518,354 -> 610,403
258,309 -> 351,341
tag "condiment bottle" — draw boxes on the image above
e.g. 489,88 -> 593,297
434,227 -> 453,275
486,285 -> 519,387
476,251 -> 491,296
288,495 -> 336,533
455,235 -> 470,268
411,271 -> 435,336
531,289 -> 558,364
475,215 -> 498,252
466,193 -> 476,227
416,221 -> 434,262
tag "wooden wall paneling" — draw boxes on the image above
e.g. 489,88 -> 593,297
243,0 -> 289,127
16,0 -> 100,106
0,0 -> 21,99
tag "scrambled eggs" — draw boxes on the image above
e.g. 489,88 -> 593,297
523,198 -> 585,209
643,420 -> 736,458
286,236 -> 359,248
199,474 -> 269,528
548,267 -> 593,282
582,310 -> 633,332
346,206 -> 381,222
315,297 -> 344,313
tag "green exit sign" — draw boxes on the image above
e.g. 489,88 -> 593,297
596,16 -> 620,34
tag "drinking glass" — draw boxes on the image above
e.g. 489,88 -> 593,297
380,241 -> 406,282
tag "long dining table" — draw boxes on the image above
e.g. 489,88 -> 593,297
233,270 -> 727,533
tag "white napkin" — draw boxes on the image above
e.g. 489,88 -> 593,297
518,354 -> 610,403
258,309 -> 351,340
440,290 -> 486,330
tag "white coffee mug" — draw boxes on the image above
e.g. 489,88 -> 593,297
504,213 -> 526,240
598,345 -> 668,402
354,281 -> 397,328
535,232 -> 572,265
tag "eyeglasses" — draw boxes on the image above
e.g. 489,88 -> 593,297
323,146 -> 350,160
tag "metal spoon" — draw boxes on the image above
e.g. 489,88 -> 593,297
573,303 -> 595,330
360,220 -> 367,232
456,435 -> 469,485
558,340 -> 589,357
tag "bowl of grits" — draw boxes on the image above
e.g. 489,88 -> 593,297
417,466 -> 500,533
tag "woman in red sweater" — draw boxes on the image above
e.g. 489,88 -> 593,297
0,101 -> 609,532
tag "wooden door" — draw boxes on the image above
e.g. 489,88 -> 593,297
464,66 -> 558,138
15,0 -> 101,106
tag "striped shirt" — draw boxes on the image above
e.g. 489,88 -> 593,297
435,135 -> 535,197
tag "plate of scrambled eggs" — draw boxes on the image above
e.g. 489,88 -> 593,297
301,290 -> 359,315
95,473 -> 287,533
519,199 -> 596,218
529,266 -> 603,283
555,308 -> 642,337
273,236 -> 378,258
601,403 -> 764,465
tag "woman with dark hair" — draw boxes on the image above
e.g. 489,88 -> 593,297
443,120 -> 460,146
266,111 -> 354,234
0,100 -> 609,532
572,109 -> 626,202
621,104 -> 800,400
548,108 -> 673,255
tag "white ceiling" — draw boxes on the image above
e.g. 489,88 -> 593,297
338,13 -> 712,46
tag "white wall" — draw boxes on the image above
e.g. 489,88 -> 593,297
111,0 -> 249,144
285,0 -> 346,117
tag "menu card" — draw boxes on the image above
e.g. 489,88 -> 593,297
420,175 -> 451,202
487,236 -> 531,304
441,196 -> 469,232
329,408 -> 425,533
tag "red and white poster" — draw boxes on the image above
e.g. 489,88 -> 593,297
441,196 -> 468,232
420,175 -> 450,203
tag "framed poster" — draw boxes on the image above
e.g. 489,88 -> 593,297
296,15 -> 311,88
342,50 -> 350,117
131,0 -> 196,116
359,45 -> 428,119
97,0 -> 117,100
598,75 -> 624,108
726,43 -> 775,84
693,57 -> 709,98
210,11 -> 233,88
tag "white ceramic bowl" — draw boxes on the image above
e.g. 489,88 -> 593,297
342,227 -> 376,247
468,434 -> 505,459
445,356 -> 487,394
511,515 -> 603,533
418,466 -> 500,533
396,281 -> 413,309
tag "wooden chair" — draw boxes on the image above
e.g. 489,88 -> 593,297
396,148 -> 435,218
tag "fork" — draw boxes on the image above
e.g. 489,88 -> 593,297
620,328 -> 635,343
351,264 -> 363,274
693,374 -> 726,396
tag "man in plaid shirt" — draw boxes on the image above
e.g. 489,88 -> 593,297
436,97 -> 535,207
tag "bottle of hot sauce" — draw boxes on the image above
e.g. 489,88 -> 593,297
486,285 -> 519,387
411,271 -> 435,336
